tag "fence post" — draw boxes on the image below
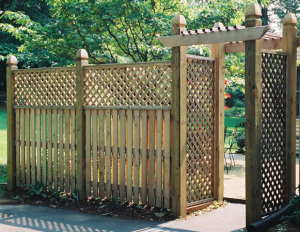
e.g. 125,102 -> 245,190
76,49 -> 88,200
211,22 -> 225,202
245,4 -> 263,226
282,13 -> 297,200
6,55 -> 18,192
171,15 -> 187,218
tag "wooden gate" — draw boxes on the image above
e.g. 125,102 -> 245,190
261,51 -> 288,215
186,55 -> 217,208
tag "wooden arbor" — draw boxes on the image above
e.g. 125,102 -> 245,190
159,3 -> 298,226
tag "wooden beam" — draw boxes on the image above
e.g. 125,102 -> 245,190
211,22 -> 225,202
159,25 -> 270,47
171,15 -> 187,218
6,55 -> 18,192
282,13 -> 298,202
76,49 -> 88,200
245,3 -> 263,227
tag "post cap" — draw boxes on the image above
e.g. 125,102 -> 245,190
172,15 -> 187,29
6,55 -> 18,66
213,22 -> 225,28
246,3 -> 262,19
283,13 -> 297,26
76,49 -> 88,60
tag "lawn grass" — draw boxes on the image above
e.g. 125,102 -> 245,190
0,105 -> 6,183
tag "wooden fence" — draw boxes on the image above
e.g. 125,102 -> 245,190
8,55 -> 174,208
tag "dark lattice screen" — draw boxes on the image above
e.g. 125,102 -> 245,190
186,55 -> 216,205
261,52 -> 287,215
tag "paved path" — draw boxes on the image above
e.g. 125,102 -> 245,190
0,203 -> 246,232
224,154 -> 300,199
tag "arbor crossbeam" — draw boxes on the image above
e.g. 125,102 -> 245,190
158,25 -> 270,47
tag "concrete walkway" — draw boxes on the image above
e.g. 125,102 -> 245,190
0,203 -> 246,232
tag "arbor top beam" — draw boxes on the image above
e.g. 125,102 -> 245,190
159,25 -> 271,47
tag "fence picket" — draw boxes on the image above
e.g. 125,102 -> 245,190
47,109 -> 52,189
141,110 -> 147,205
42,109 -> 47,186
99,110 -> 105,198
21,109 -> 25,186
134,110 -> 140,204
119,110 -> 126,202
86,109 -> 91,196
71,109 -> 76,192
59,109 -> 64,191
53,109 -> 58,191
36,109 -> 41,183
65,109 -> 70,193
16,109 -> 20,186
105,109 -> 112,199
126,110 -> 133,202
148,110 -> 155,206
113,110 -> 118,199
163,110 -> 171,208
31,109 -> 36,185
156,110 -> 163,207
26,108 -> 30,184
92,109 -> 98,197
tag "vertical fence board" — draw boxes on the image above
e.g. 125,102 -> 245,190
113,110 -> 118,199
42,109 -> 47,186
99,110 -> 105,199
31,109 -> 36,185
105,109 -> 112,199
53,109 -> 58,191
163,110 -> 171,208
71,109 -> 76,192
65,109 -> 70,193
59,109 -> 64,191
21,109 -> 25,186
36,109 -> 41,183
148,110 -> 155,206
156,110 -> 163,207
47,109 -> 52,188
134,110 -> 140,204
26,108 -> 30,184
126,110 -> 133,202
16,109 -> 20,186
86,109 -> 91,196
119,110 -> 126,202
92,109 -> 98,198
141,110 -> 147,205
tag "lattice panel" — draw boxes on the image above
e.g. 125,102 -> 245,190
186,57 -> 216,204
14,68 -> 76,106
84,64 -> 172,106
261,52 -> 287,215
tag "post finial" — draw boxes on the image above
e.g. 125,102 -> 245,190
6,55 -> 18,66
213,22 -> 224,28
76,49 -> 88,60
246,3 -> 262,19
172,15 -> 186,29
283,13 -> 297,26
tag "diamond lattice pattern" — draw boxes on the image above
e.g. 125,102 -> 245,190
84,65 -> 172,106
261,52 -> 287,215
14,69 -> 76,106
186,57 -> 216,204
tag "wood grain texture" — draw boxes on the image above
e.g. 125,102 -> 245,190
141,110 -> 147,205
119,110 -> 126,202
26,108 -> 30,184
211,30 -> 225,202
134,110 -> 140,204
126,110 -> 133,202
42,109 -> 47,186
65,109 -> 70,193
92,109 -> 98,198
163,110 -> 171,208
59,109 -> 64,191
99,110 -> 105,198
31,108 -> 36,185
105,109 -> 112,199
47,109 -> 52,188
245,15 -> 263,226
15,109 -> 20,186
86,109 -> 91,196
156,110 -> 163,207
113,110 -> 119,200
36,109 -> 41,183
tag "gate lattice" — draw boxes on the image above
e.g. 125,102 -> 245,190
261,51 -> 288,215
186,55 -> 216,206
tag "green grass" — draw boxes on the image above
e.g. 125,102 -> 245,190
224,107 -> 245,149
0,105 -> 7,183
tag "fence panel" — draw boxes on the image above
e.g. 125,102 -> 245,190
261,51 -> 288,215
83,62 -> 172,207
